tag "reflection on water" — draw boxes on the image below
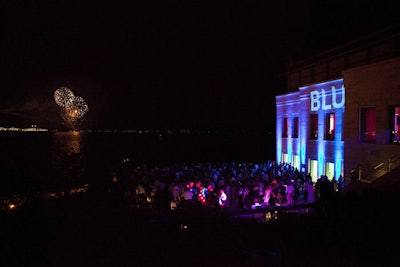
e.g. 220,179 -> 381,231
51,131 -> 88,189
53,131 -> 83,156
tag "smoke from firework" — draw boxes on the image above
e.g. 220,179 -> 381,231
54,87 -> 89,129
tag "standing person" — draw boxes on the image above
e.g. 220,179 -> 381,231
256,179 -> 265,204
230,179 -> 239,209
179,185 -> 195,208
303,180 -> 309,203
337,175 -> 344,191
263,185 -> 273,206
218,188 -> 227,209
243,186 -> 253,209
237,183 -> 245,209
135,183 -> 147,208
170,182 -> 181,208
286,181 -> 295,206
187,180 -> 197,199
205,184 -> 218,208
304,180 -> 315,203
224,183 -> 231,209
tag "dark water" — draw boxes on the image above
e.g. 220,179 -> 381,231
0,130 -> 275,196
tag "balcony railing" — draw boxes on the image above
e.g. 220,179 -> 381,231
359,155 -> 400,182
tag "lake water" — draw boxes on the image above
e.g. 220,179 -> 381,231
0,130 -> 275,196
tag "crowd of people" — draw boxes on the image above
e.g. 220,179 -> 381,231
109,160 -> 344,214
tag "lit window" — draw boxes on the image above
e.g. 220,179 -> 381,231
360,107 -> 376,143
390,106 -> 400,143
324,113 -> 335,140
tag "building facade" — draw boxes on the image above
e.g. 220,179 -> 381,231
276,24 -> 400,186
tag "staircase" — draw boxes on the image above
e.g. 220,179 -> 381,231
345,165 -> 400,193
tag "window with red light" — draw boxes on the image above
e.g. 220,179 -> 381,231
282,117 -> 289,137
390,106 -> 400,143
360,107 -> 376,143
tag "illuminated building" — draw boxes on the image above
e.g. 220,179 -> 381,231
276,24 -> 400,186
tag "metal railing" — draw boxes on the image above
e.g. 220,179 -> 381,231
360,155 -> 400,182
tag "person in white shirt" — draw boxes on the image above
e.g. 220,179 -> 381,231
218,188 -> 227,209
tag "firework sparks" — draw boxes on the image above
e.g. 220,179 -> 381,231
54,87 -> 89,129
54,87 -> 75,108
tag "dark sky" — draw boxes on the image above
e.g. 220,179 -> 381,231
1,0 -> 399,130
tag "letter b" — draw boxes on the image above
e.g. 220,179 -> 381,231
310,91 -> 320,111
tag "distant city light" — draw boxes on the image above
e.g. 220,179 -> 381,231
0,126 -> 48,132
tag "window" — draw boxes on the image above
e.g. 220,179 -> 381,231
390,106 -> 400,143
360,107 -> 376,142
324,113 -> 335,140
282,153 -> 288,163
310,114 -> 318,139
282,117 -> 288,137
293,117 -> 299,138
325,162 -> 335,180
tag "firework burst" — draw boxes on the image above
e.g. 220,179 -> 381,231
54,87 -> 89,129
54,87 -> 75,108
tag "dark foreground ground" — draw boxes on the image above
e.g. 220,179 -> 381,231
1,186 -> 399,267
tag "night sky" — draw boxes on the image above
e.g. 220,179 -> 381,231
1,0 -> 399,130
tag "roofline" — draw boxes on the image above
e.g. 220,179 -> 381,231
282,22 -> 400,74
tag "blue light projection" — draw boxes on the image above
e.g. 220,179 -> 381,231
276,78 -> 345,180
334,110 -> 344,179
305,78 -> 345,180
275,92 -> 299,164
276,113 -> 282,163
318,125 -> 325,178
287,123 -> 293,165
